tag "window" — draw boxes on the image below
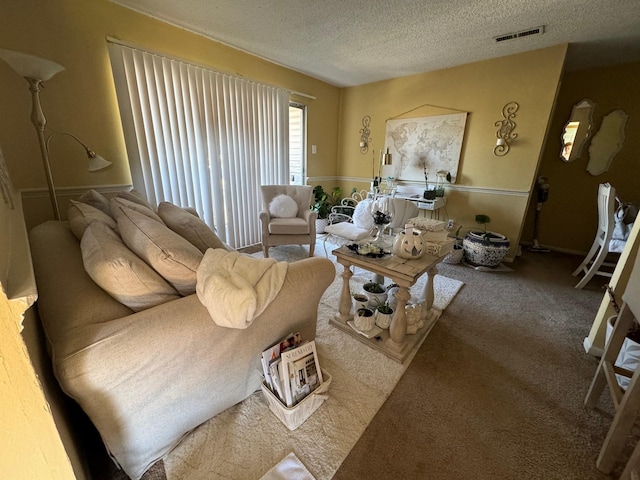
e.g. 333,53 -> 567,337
289,103 -> 306,185
108,41 -> 290,249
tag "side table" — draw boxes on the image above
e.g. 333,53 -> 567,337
329,245 -> 445,363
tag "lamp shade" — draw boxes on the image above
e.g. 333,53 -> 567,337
0,48 -> 65,81
87,154 -> 112,172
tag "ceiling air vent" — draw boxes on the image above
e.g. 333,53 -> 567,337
495,25 -> 545,43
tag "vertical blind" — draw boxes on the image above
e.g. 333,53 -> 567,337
108,41 -> 290,248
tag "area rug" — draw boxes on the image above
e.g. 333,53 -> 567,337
162,246 -> 464,480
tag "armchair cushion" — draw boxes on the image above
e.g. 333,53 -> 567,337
324,222 -> 371,241
269,194 -> 299,218
268,217 -> 310,235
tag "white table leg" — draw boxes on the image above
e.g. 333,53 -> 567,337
421,264 -> 438,318
388,285 -> 411,348
336,262 -> 354,324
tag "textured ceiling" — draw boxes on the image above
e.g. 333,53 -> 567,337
112,0 -> 640,87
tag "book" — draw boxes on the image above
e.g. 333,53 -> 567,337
268,358 -> 285,402
280,340 -> 323,407
261,332 -> 302,391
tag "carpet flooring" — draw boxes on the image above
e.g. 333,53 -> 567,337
105,246 -> 631,479
160,245 -> 463,479
333,249 -> 629,480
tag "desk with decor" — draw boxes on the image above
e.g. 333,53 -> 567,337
330,240 -> 451,363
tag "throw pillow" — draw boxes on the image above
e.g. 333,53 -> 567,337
110,196 -> 164,224
78,189 -> 112,217
353,198 -> 374,230
157,202 -> 226,253
68,200 -> 118,241
81,222 -> 180,311
115,205 -> 203,296
269,194 -> 298,218
116,188 -> 156,211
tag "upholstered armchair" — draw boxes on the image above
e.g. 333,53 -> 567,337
260,185 -> 317,258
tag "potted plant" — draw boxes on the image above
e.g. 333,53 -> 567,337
354,307 -> 376,332
363,281 -> 387,307
375,302 -> 394,329
352,291 -> 369,311
312,185 -> 342,233
462,214 -> 510,268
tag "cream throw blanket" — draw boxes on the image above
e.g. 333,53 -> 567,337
196,249 -> 288,329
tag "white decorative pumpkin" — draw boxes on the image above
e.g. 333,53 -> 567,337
393,225 -> 425,259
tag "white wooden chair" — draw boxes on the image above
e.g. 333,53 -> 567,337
573,183 -> 621,289
322,195 -> 419,256
584,248 -> 640,474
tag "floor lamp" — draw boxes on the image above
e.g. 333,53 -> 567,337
0,48 -> 111,220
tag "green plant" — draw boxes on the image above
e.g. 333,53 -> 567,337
312,185 -> 342,219
475,214 -> 491,232
377,302 -> 394,315
474,214 -> 493,243
363,282 -> 385,294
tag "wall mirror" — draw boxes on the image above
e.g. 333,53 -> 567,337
561,99 -> 595,162
587,109 -> 628,176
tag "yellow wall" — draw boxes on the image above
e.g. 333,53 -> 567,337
0,0 -> 341,228
0,294 -> 75,479
337,45 -> 568,258
525,62 -> 640,254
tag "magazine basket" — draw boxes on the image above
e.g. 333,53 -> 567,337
261,369 -> 332,431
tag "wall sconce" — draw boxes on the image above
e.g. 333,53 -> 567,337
359,115 -> 372,154
494,101 -> 519,156
0,48 -> 112,220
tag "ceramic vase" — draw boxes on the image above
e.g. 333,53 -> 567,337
363,282 -> 387,308
354,308 -> 376,332
462,231 -> 510,268
375,308 -> 394,329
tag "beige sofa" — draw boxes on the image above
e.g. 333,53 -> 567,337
29,196 -> 334,479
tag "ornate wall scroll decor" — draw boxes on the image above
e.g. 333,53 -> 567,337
359,115 -> 372,154
494,102 -> 519,156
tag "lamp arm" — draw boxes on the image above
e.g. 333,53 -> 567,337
46,132 -> 96,157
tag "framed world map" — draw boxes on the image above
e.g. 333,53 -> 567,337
383,112 -> 467,183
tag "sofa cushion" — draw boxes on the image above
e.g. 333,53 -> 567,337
78,189 -> 112,217
157,202 -> 226,253
81,222 -> 181,311
111,196 -> 164,224
269,194 -> 298,218
115,206 -> 203,295
116,188 -> 156,211
68,200 -> 118,240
